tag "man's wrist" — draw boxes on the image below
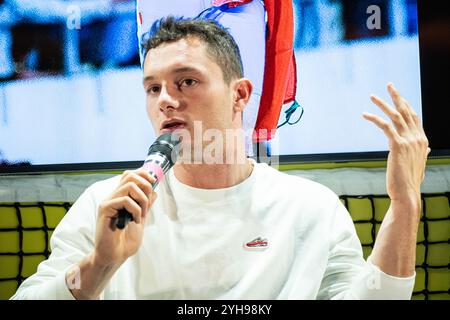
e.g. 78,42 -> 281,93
65,252 -> 121,300
390,194 -> 421,209
90,250 -> 124,271
389,194 -> 422,222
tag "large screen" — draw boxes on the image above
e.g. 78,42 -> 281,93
0,0 -> 448,173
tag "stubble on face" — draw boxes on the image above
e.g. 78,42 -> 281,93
143,37 -> 244,164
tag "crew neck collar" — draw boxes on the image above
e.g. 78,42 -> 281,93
165,158 -> 258,204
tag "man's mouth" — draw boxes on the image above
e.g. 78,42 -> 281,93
160,118 -> 187,133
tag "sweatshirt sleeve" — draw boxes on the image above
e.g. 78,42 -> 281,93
316,198 -> 416,300
10,186 -> 98,300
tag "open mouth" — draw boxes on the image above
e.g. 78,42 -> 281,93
160,119 -> 187,133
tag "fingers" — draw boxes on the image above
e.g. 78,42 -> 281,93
120,169 -> 156,195
420,148 -> 432,183
362,112 -> 401,142
387,83 -> 416,128
370,94 -> 408,133
386,84 -> 429,144
113,182 -> 150,219
101,169 -> 158,225
369,83 -> 428,139
119,169 -> 158,214
104,196 -> 144,224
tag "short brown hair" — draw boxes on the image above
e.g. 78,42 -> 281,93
142,16 -> 244,83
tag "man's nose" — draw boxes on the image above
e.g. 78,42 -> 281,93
158,85 -> 179,112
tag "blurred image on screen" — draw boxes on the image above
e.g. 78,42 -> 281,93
0,0 -> 425,169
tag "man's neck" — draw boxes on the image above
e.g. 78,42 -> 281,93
173,158 -> 254,189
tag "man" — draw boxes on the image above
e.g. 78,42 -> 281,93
136,0 -> 269,155
11,17 -> 430,299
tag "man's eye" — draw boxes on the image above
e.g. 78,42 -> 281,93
180,79 -> 197,88
147,86 -> 160,94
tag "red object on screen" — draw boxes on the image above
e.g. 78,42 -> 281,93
253,0 -> 296,142
208,0 -> 297,142
212,0 -> 253,8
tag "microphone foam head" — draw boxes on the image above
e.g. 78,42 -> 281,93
148,132 -> 182,165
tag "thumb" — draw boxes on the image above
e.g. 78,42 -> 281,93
421,148 -> 431,183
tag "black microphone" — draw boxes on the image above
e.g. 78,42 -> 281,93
115,132 -> 181,229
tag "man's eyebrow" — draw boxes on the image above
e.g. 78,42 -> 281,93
172,67 -> 201,74
143,75 -> 155,83
143,67 -> 202,83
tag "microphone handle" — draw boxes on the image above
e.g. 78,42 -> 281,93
115,180 -> 158,230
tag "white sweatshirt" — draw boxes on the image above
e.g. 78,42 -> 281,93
11,159 -> 415,299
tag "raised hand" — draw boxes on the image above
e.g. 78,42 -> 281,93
363,83 -> 430,209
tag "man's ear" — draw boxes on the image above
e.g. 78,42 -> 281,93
232,78 -> 253,113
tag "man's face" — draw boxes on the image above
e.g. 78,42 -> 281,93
143,37 -> 237,141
